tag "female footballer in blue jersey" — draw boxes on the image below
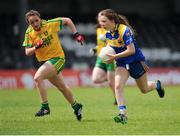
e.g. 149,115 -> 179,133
97,9 -> 165,124
23,10 -> 85,121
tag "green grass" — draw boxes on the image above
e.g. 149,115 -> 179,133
0,86 -> 180,135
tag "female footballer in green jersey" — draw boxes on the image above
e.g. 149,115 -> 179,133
22,10 -> 85,121
90,26 -> 117,105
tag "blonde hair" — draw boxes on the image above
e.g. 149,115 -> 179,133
25,10 -> 41,24
98,9 -> 135,34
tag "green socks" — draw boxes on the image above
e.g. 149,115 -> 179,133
41,102 -> 49,109
71,101 -> 79,110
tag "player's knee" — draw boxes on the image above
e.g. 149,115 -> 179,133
140,88 -> 148,94
34,75 -> 43,84
92,79 -> 98,84
108,81 -> 113,88
115,84 -> 123,91
92,77 -> 99,84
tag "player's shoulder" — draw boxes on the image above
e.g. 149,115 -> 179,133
25,26 -> 33,34
97,27 -> 107,34
118,24 -> 131,37
118,24 -> 128,32
47,17 -> 61,23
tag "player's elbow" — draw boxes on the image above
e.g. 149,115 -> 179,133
25,47 -> 34,56
25,50 -> 32,56
129,49 -> 135,55
127,43 -> 136,55
127,48 -> 135,55
63,18 -> 72,25
25,52 -> 31,56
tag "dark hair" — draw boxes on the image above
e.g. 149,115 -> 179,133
98,9 -> 135,34
25,10 -> 41,24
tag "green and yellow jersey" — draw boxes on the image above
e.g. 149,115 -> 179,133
23,18 -> 64,62
96,27 -> 107,55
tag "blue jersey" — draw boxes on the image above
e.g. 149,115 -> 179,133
105,24 -> 145,64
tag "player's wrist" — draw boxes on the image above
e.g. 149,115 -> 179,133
35,44 -> 40,49
89,47 -> 97,56
92,47 -> 97,53
35,39 -> 44,49
35,45 -> 39,49
73,32 -> 85,45
114,54 -> 119,59
73,32 -> 79,38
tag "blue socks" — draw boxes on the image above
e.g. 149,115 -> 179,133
118,105 -> 127,115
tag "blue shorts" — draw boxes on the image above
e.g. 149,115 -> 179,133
116,61 -> 146,79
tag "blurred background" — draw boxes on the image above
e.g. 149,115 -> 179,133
0,0 -> 180,88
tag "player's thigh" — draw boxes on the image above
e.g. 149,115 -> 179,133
115,67 -> 129,88
135,73 -> 148,92
92,67 -> 106,80
48,73 -> 66,89
107,71 -> 115,83
35,62 -> 57,80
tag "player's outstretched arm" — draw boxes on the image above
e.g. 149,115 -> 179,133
61,17 -> 77,34
61,17 -> 85,45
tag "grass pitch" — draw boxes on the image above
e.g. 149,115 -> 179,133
0,86 -> 180,135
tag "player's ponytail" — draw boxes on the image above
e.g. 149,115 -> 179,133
117,14 -> 135,35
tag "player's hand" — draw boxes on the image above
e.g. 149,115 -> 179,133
89,47 -> 97,56
106,54 -> 116,64
73,32 -> 85,45
35,39 -> 44,49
